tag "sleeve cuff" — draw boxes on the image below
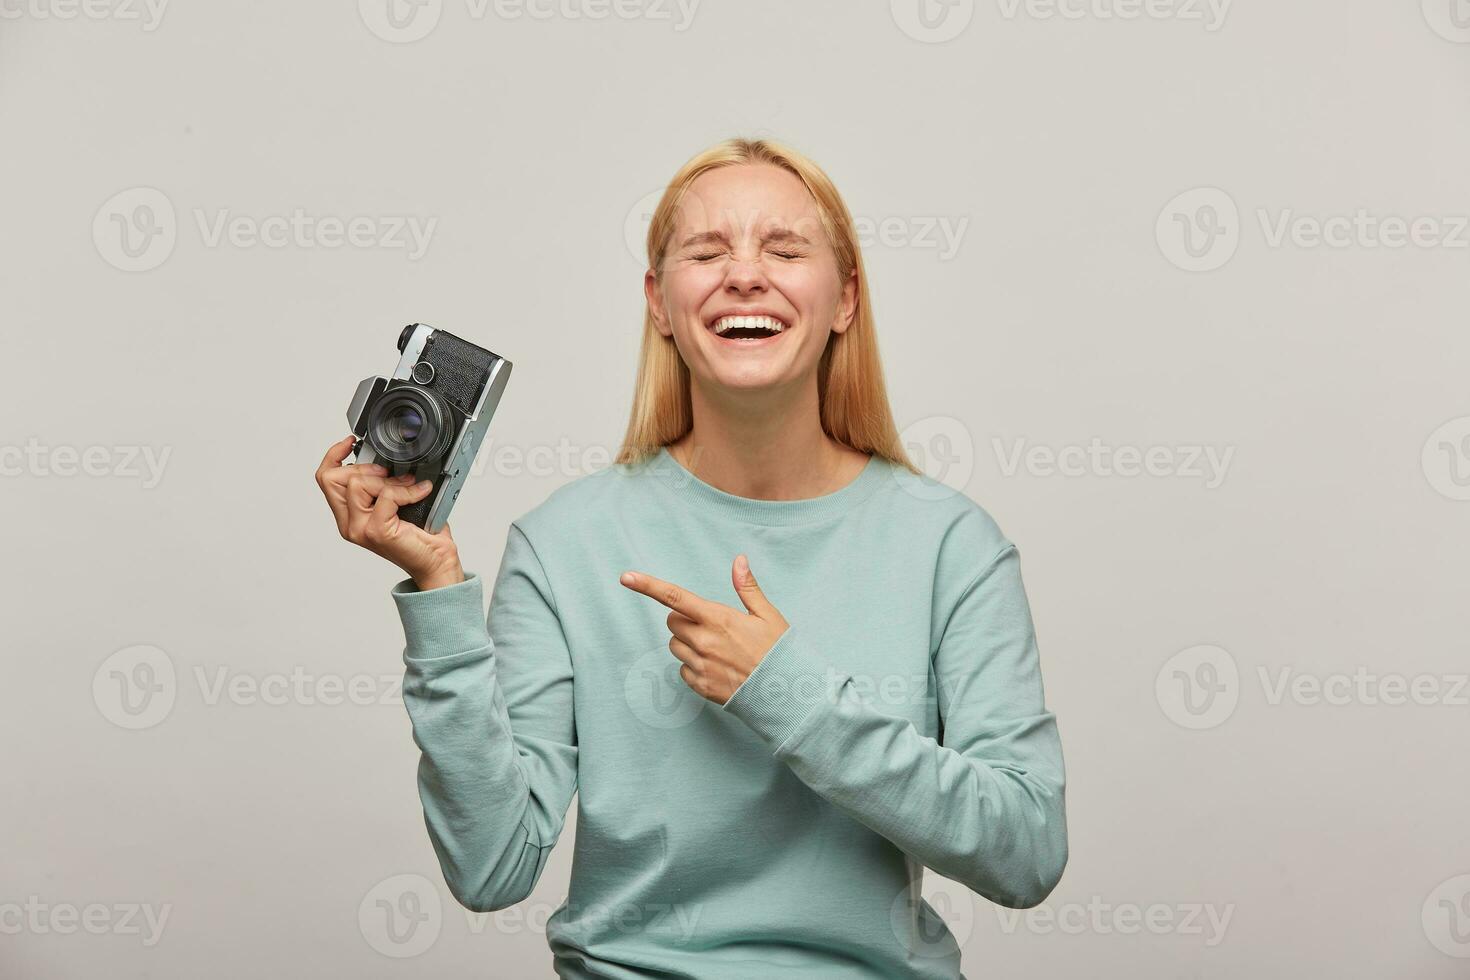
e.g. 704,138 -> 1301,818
719,625 -> 843,752
390,572 -> 489,662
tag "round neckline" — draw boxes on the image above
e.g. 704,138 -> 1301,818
645,445 -> 888,526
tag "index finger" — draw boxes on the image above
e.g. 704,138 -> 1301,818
619,571 -> 713,622
318,434 -> 357,473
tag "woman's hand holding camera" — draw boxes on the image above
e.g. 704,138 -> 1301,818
316,434 -> 466,591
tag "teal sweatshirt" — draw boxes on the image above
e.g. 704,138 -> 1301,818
392,446 -> 1067,979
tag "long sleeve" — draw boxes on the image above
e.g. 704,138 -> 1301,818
392,522 -> 578,913
718,539 -> 1067,909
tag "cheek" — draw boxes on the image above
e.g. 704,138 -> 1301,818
766,266 -> 836,320
663,266 -> 723,316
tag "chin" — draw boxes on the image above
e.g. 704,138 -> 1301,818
701,362 -> 791,391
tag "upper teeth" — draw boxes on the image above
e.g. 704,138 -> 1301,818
712,315 -> 785,335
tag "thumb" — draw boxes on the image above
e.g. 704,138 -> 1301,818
732,554 -> 776,618
372,478 -> 436,526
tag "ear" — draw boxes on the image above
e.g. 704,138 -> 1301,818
832,270 -> 858,335
645,269 -> 672,338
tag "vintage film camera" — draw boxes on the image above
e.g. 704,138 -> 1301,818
346,324 -> 511,532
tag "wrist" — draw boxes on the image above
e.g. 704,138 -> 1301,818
411,554 -> 464,592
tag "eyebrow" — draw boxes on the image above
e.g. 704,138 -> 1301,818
677,227 -> 814,249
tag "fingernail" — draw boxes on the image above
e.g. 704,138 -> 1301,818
416,480 -> 433,490
620,572 -> 637,586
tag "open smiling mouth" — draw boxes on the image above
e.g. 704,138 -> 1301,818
704,314 -> 789,344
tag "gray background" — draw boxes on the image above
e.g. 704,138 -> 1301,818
3,0 -> 1469,976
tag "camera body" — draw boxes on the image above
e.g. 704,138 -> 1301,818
346,324 -> 512,533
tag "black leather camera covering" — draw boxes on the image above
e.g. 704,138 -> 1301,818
396,329 -> 496,528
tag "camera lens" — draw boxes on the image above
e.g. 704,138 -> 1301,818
366,387 -> 451,465
386,405 -> 423,443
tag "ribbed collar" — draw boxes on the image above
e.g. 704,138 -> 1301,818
639,446 -> 889,526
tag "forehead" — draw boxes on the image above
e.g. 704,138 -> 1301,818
673,163 -> 821,237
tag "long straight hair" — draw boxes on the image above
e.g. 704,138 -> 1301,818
614,138 -> 917,473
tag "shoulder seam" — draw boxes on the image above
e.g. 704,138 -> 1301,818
508,520 -> 562,620
932,541 -> 1017,658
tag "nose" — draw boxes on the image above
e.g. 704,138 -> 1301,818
721,252 -> 768,296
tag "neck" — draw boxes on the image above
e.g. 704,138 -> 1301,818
668,373 -> 869,500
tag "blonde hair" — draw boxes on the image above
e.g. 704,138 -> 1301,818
614,137 -> 918,473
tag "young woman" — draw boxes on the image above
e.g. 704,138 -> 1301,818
315,138 -> 1067,979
